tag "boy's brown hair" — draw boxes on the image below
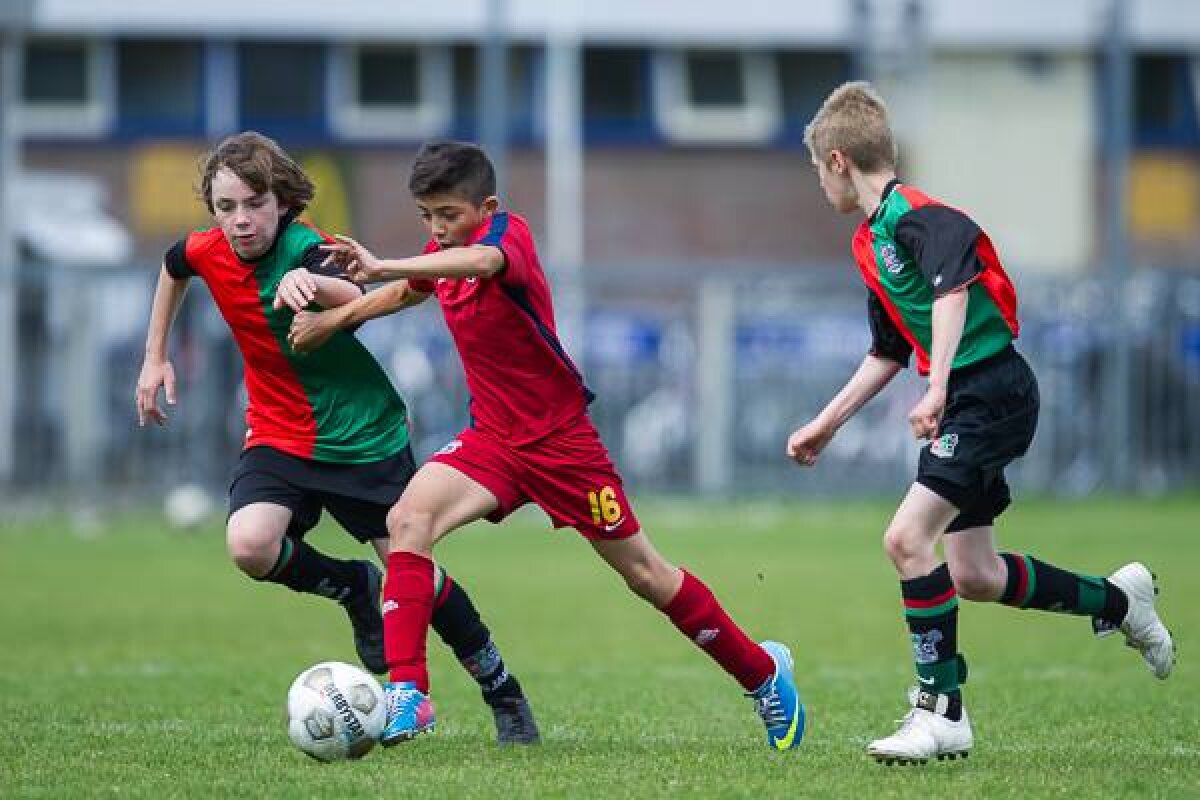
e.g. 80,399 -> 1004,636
198,131 -> 315,214
803,81 -> 897,173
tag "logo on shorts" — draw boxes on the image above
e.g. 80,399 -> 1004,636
436,439 -> 463,456
694,628 -> 720,646
603,517 -> 626,533
930,433 -> 959,459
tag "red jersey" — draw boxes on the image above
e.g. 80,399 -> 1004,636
409,211 -> 593,445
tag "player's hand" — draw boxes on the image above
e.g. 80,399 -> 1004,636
288,310 -> 335,354
908,384 -> 947,440
321,235 -> 384,284
274,268 -> 319,312
135,358 -> 177,427
787,419 -> 835,467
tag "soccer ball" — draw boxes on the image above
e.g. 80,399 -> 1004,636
285,661 -> 386,762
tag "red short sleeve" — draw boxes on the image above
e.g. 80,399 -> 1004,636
474,212 -> 533,287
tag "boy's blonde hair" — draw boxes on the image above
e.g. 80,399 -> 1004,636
803,81 -> 897,173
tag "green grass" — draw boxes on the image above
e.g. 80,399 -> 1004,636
1,496 -> 1197,799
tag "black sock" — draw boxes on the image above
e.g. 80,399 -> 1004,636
258,537 -> 367,603
902,563 -> 964,718
999,553 -> 1128,624
431,576 -> 523,705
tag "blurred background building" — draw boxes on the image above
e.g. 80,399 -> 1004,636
0,0 -> 1198,507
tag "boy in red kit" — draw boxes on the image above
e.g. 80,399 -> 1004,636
288,140 -> 804,750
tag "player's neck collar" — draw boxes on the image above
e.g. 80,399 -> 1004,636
869,178 -> 902,224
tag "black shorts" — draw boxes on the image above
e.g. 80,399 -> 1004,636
227,445 -> 417,543
915,345 -> 1039,532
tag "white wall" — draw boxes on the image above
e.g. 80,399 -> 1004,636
885,51 -> 1095,274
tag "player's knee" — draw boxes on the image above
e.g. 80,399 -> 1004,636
225,523 -> 274,578
882,521 -> 925,568
386,502 -> 434,551
949,563 -> 1003,601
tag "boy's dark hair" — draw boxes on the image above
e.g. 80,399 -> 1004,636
198,131 -> 315,214
408,140 -> 497,205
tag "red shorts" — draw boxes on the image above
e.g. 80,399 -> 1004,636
428,418 -> 641,540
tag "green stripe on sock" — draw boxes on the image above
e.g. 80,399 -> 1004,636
1076,574 -> 1108,616
1020,554 -> 1037,607
264,537 -> 295,581
905,597 -> 960,619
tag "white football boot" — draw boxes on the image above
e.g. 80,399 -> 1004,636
1099,562 -> 1175,679
867,689 -> 972,765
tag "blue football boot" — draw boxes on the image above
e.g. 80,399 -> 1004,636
380,681 -> 436,746
749,641 -> 805,750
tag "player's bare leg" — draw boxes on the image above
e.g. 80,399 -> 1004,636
591,533 -> 805,750
380,464 -> 530,745
228,502 -> 388,673
868,484 -> 972,764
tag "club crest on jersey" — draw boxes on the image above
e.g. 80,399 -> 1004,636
436,439 -> 464,456
880,243 -> 904,275
930,433 -> 959,459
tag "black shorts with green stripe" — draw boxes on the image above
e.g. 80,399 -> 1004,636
916,345 -> 1039,532
228,445 -> 417,543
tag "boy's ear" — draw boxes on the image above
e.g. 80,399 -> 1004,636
481,195 -> 500,215
829,149 -> 848,175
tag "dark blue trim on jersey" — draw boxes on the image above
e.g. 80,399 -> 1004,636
478,211 -> 510,247
500,283 -> 596,406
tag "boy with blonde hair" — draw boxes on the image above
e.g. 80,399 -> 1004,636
790,82 -> 1174,764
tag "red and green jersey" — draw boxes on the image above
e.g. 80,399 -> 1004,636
164,217 -> 409,463
851,180 -> 1019,375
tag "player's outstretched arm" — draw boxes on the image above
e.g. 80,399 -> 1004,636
273,268 -> 362,313
136,265 -> 190,427
787,354 -> 902,466
287,280 -> 431,354
322,235 -> 505,283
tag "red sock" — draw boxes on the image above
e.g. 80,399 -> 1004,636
662,569 -> 775,692
383,550 -> 436,692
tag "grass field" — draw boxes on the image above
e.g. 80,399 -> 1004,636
1,496 -> 1196,799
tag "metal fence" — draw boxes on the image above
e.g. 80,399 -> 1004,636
2,263 -> 1198,507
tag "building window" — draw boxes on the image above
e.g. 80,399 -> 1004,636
777,50 -> 850,138
583,47 -> 653,143
449,44 -> 536,143
1133,54 -> 1200,147
21,37 -> 112,137
686,51 -> 746,107
238,41 -> 325,137
329,43 -> 450,140
117,40 -> 203,135
653,48 -> 780,145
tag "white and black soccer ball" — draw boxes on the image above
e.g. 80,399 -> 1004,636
285,661 -> 386,762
